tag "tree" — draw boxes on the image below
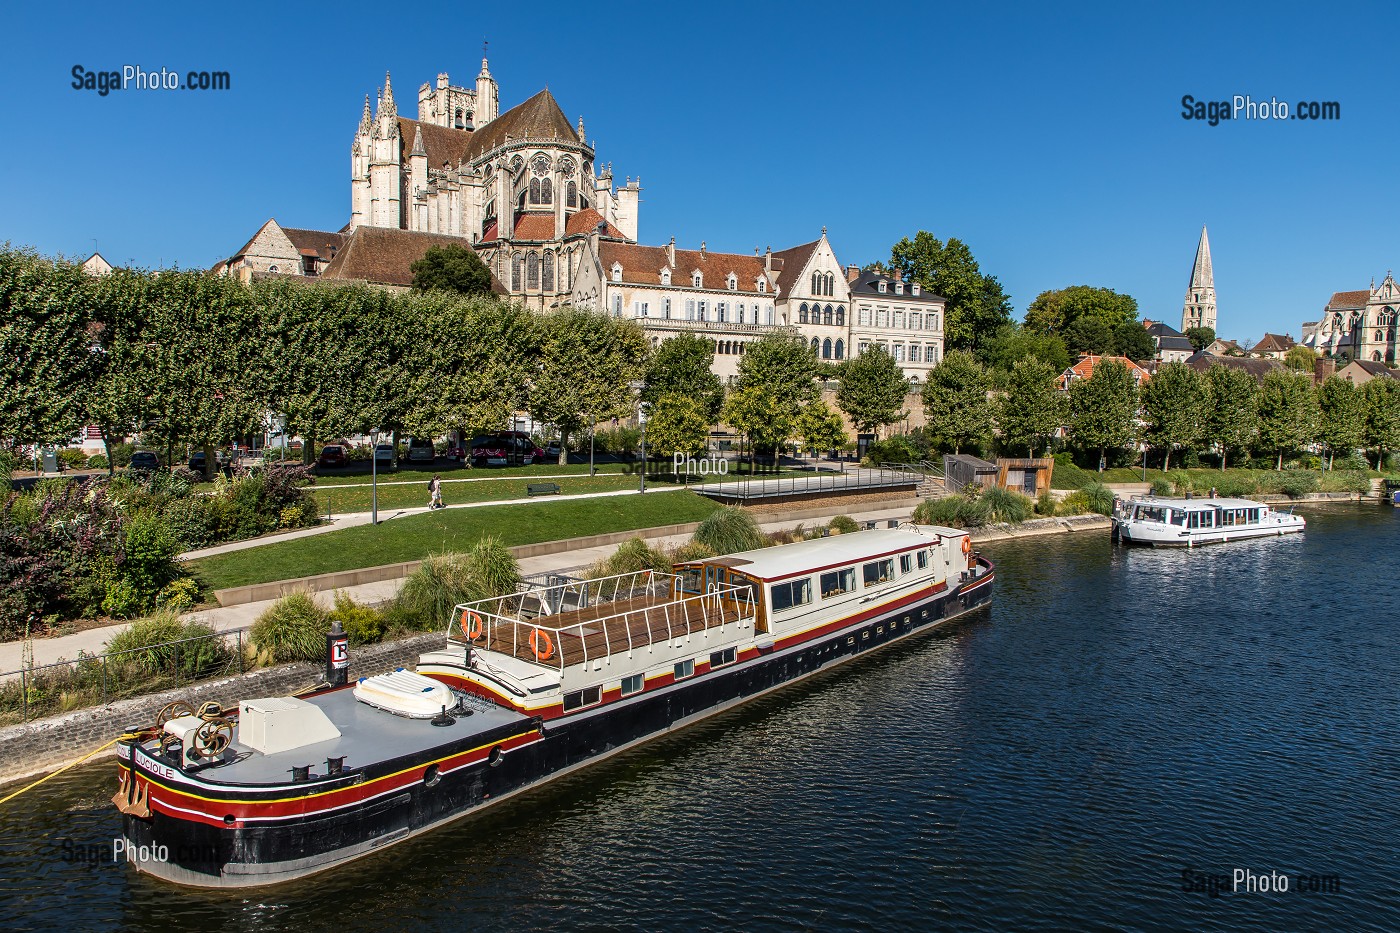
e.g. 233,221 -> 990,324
981,324 -> 1070,375
642,332 -> 724,423
1363,377 -> 1400,470
887,232 -> 1012,356
1062,316 -> 1114,356
1316,375 -> 1365,469
736,333 -> 821,418
723,386 -> 790,475
994,356 -> 1064,457
1113,322 -> 1157,362
1024,285 -> 1139,334
1067,358 -> 1138,470
921,351 -> 992,453
86,267 -> 161,475
644,393 -> 710,459
835,345 -> 908,436
1201,364 -> 1258,471
1256,370 -> 1317,470
1141,362 -> 1208,471
410,243 -> 494,296
1283,344 -> 1319,373
528,309 -> 649,464
1184,326 -> 1216,352
793,399 -> 848,455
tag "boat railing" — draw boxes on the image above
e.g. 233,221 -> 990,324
445,570 -> 758,673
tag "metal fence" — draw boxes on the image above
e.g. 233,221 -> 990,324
0,630 -> 246,725
692,465 -> 922,502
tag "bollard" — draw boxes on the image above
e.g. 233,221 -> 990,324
326,620 -> 349,687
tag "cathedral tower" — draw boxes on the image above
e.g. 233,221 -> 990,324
475,58 -> 499,125
1182,225 -> 1217,333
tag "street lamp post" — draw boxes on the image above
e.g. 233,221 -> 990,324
632,382 -> 647,494
371,431 -> 379,525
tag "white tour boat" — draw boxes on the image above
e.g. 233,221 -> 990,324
1111,495 -> 1305,547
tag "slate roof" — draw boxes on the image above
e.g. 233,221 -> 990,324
320,226 -> 506,292
849,269 -> 945,302
1145,320 -> 1184,338
599,242 -> 774,292
1185,351 -> 1279,382
464,89 -> 577,161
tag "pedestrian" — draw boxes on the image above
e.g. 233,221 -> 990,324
429,474 -> 443,510
1209,486 -> 1217,499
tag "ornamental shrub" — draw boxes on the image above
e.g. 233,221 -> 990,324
87,454 -> 109,470
251,591 -> 329,664
1150,478 -> 1174,497
57,448 -> 87,469
116,510 -> 180,612
105,611 -> 229,679
332,591 -> 385,646
692,507 -> 766,555
828,514 -> 861,534
1277,472 -> 1320,498
1060,481 -> 1116,517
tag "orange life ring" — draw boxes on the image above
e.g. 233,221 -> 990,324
459,610 -> 484,641
529,628 -> 555,661
961,536 -> 972,556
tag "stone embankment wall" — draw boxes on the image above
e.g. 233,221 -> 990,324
0,634 -> 443,786
970,514 -> 1111,542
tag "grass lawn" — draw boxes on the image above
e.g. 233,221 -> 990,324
189,491 -> 723,591
306,460 -> 804,488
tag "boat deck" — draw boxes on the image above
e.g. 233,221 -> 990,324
470,592 -> 751,669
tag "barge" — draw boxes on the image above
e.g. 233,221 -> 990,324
1111,494 -> 1305,546
114,524 -> 994,887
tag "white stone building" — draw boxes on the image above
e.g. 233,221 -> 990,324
1306,274 -> 1400,366
770,231 -> 852,363
1182,225 -> 1217,333
846,268 -> 946,384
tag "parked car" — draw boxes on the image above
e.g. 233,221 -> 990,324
128,451 -> 160,472
317,444 -> 348,468
470,433 -> 535,467
373,443 -> 396,467
187,450 -> 229,474
407,438 -> 436,463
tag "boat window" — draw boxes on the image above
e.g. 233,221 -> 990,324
728,573 -> 758,604
709,647 -> 737,668
678,566 -> 704,594
820,568 -> 855,598
1249,508 -> 1259,523
917,550 -> 929,569
770,578 -> 812,613
674,659 -> 695,680
1136,506 -> 1166,523
621,674 -> 644,696
1169,510 -> 1185,526
899,554 -> 913,574
1188,511 -> 1200,529
563,685 -> 601,711
863,559 -> 895,587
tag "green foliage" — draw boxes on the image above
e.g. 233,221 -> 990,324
393,537 -> 521,631
1321,470 -> 1372,494
1024,285 -> 1139,334
1035,492 -> 1058,515
645,393 -> 711,458
1277,472 -> 1320,498
87,454 -> 109,470
865,436 -> 919,465
1114,322 -> 1157,361
835,345 -> 908,435
1060,481 -> 1116,516
410,243 -> 494,296
591,537 -> 673,579
590,426 -> 642,454
154,577 -> 201,613
724,387 -> 790,470
1184,326 -> 1216,352
793,399 -> 848,454
1067,358 -> 1139,467
1141,362 -> 1208,470
980,486 -> 1034,524
1063,316 -> 1114,355
332,591 -> 385,646
1257,370 -> 1318,469
912,496 -> 968,527
921,350 -> 993,453
1202,364 -> 1258,470
57,448 -> 88,469
981,325 -> 1071,375
670,540 -> 717,562
1316,376 -> 1365,467
995,356 -> 1064,456
692,507 -> 766,555
1284,345 -> 1319,373
643,333 -> 724,423
1213,473 -> 1260,497
105,612 -> 229,678
1150,478 -> 1174,496
111,510 -> 180,616
828,514 -> 861,534
251,591 -> 330,664
1363,377 -> 1400,469
1048,453 -> 1094,490
888,232 -> 1013,355
1168,470 -> 1194,494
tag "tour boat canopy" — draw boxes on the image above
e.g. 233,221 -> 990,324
686,527 -> 965,582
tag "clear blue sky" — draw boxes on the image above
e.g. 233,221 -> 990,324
4,0 -> 1397,343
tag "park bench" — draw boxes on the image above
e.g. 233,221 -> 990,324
527,482 -> 562,497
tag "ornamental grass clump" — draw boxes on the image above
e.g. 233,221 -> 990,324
691,506 -> 766,555
980,487 -> 1034,525
105,610 -> 230,678
393,537 -> 521,631
591,537 -> 672,579
250,591 -> 329,664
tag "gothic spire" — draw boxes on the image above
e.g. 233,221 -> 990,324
411,125 -> 425,156
1188,225 -> 1213,290
577,114 -> 585,138
381,71 -> 396,118
360,94 -> 372,133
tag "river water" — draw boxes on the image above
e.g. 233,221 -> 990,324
2,504 -> 1397,931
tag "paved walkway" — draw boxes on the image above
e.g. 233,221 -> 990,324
1,504 -> 916,679
693,466 -> 918,501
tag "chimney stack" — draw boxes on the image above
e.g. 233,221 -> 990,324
764,245 -> 772,276
846,264 -> 860,283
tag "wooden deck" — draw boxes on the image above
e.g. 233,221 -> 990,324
471,592 -> 752,669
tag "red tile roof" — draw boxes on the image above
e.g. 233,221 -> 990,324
464,89 -> 577,161
1058,354 -> 1151,389
395,117 -> 475,168
282,227 -> 345,260
320,226 -> 506,292
599,242 -> 775,292
564,207 -> 626,239
1251,332 -> 1296,354
770,239 -> 819,293
1327,289 -> 1370,310
512,213 -> 556,241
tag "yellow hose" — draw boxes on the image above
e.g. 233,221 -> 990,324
0,732 -> 146,808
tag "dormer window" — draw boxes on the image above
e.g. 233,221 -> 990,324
692,271 -> 703,288
661,268 -> 671,286
757,278 -> 766,293
611,263 -> 623,283
877,281 -> 887,294
912,283 -> 920,296
727,274 -> 737,290
894,281 -> 903,295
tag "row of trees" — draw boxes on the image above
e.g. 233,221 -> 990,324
920,351 -> 1400,471
1,246 -> 651,472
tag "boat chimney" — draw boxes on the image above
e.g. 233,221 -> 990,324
326,756 -> 345,776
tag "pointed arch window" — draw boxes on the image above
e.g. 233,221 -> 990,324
543,252 -> 555,291
825,272 -> 835,296
526,252 -> 540,289
823,305 -> 833,326
822,338 -> 832,359
511,254 -> 523,291
835,339 -> 845,360
811,338 -> 820,352
541,178 -> 553,203
836,306 -> 845,326
529,178 -> 542,205
566,180 -> 578,208
799,303 -> 809,324
811,272 -> 821,293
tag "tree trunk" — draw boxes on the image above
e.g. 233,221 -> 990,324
1163,448 -> 1171,472
557,429 -> 568,466
203,442 -> 216,481
1277,449 -> 1283,471
101,427 -> 115,478
1221,449 -> 1228,472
